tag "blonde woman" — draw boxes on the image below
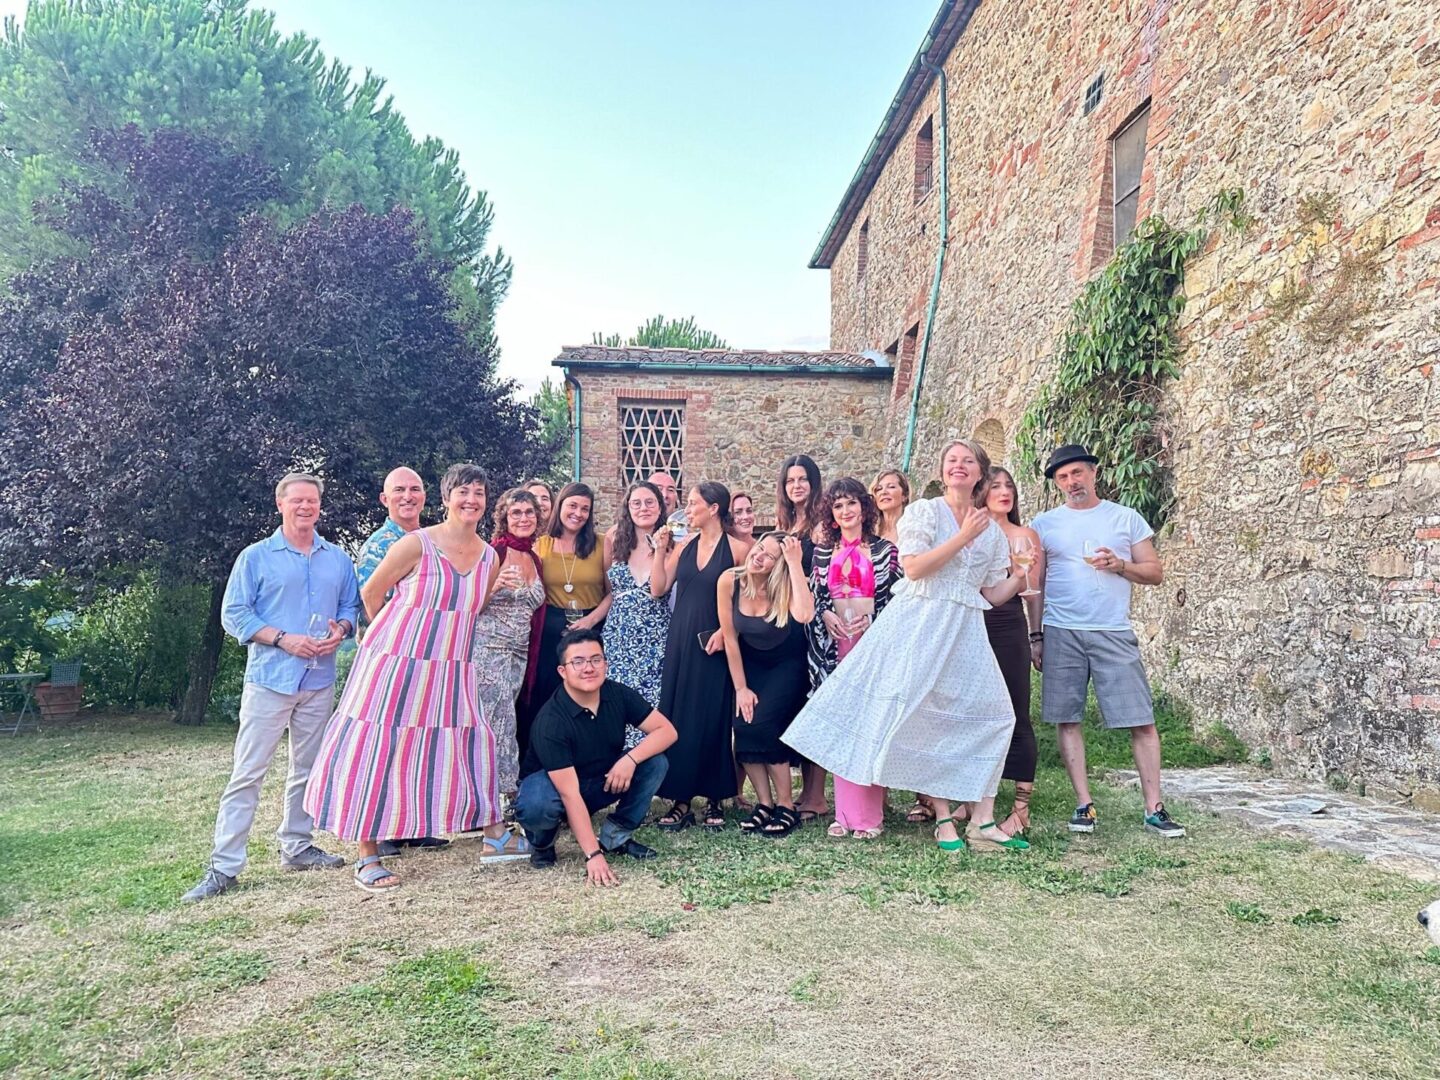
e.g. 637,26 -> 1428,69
718,532 -> 813,837
871,469 -> 911,547
783,440 -> 1031,853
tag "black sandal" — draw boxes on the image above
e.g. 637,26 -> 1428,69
657,801 -> 694,832
701,800 -> 728,831
762,806 -> 801,838
739,804 -> 775,834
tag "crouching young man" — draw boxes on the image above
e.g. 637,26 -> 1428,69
514,628 -> 677,885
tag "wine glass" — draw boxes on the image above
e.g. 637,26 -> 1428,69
305,613 -> 328,670
1011,534 -> 1039,597
1082,539 -> 1102,591
666,507 -> 689,541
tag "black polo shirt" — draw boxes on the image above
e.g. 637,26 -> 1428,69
522,680 -> 653,782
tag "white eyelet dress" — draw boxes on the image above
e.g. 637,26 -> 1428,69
781,498 -> 1017,802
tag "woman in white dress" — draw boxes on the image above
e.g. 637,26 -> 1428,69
782,439 -> 1031,852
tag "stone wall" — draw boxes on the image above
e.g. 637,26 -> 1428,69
568,369 -> 894,527
825,0 -> 1440,793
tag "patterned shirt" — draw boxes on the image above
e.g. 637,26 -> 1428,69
355,518 -> 409,588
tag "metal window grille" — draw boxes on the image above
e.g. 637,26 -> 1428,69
1083,73 -> 1104,116
619,402 -> 685,488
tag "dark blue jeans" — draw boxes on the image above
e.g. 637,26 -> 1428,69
514,754 -> 668,851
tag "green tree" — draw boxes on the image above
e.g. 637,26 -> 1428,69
529,377 -> 572,481
592,314 -> 729,349
0,0 -> 510,342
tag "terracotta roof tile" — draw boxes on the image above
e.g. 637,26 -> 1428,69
554,345 -> 886,371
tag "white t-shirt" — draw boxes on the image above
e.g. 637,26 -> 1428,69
1031,500 -> 1154,631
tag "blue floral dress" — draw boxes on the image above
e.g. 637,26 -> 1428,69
603,560 -> 670,748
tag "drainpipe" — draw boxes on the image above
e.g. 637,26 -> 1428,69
900,56 -> 949,473
564,373 -> 582,481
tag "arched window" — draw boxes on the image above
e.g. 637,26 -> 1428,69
974,418 -> 1006,465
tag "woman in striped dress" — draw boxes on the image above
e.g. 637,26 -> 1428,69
305,464 -> 531,893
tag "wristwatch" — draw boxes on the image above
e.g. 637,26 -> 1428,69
585,849 -> 605,862
274,630 -> 288,647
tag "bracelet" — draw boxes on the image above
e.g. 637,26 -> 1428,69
585,849 -> 604,862
1029,632 -> 1044,641
625,751 -> 639,766
274,630 -> 287,647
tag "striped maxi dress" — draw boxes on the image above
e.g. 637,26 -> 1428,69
305,529 -> 502,840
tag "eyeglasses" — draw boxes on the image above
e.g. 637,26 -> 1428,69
563,655 -> 607,671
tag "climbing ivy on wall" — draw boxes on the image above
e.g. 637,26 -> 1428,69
1015,190 -> 1253,527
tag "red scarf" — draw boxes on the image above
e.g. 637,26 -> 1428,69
492,533 -> 546,705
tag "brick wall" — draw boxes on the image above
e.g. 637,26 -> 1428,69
825,0 -> 1440,794
567,369 -> 894,528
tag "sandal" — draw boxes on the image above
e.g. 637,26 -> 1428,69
657,802 -> 694,832
701,800 -> 727,831
906,799 -> 936,824
966,821 -> 1030,852
998,782 -> 1033,837
353,854 -> 400,893
826,821 -> 848,838
933,820 -> 965,852
852,826 -> 885,840
739,804 -> 774,834
797,809 -> 821,827
479,828 -> 532,865
762,806 -> 801,838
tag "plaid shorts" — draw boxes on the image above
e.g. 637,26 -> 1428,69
1040,626 -> 1154,730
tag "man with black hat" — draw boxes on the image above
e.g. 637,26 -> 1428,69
1030,444 -> 1185,839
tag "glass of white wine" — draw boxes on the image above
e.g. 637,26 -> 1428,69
1082,539 -> 1103,591
1011,534 -> 1039,597
305,612 -> 328,670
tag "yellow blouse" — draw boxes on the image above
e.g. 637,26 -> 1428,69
535,535 -> 606,610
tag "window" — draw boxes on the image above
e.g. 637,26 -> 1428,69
894,323 -> 920,400
974,418 -> 1006,465
914,116 -> 934,200
618,401 -> 684,489
1083,73 -> 1104,116
856,218 -> 869,284
1111,104 -> 1150,246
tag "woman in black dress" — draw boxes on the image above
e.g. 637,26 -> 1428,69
775,453 -> 828,822
980,466 -> 1046,837
718,532 -> 813,837
651,481 -> 752,830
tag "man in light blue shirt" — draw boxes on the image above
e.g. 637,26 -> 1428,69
183,472 -> 361,903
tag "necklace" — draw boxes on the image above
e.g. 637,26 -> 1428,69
559,545 -> 577,594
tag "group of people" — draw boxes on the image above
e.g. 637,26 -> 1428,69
183,438 -> 1184,901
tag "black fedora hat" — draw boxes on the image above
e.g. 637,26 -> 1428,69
1043,443 -> 1100,479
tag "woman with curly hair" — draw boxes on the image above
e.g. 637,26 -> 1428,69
472,488 -> 546,807
602,480 -> 671,745
807,478 -> 903,839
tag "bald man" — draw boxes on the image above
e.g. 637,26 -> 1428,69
355,467 -> 426,591
354,467 -> 447,854
648,472 -> 679,516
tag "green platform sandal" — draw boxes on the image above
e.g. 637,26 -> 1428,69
933,820 -> 966,852
966,821 -> 1030,852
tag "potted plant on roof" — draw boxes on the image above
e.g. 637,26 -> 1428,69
34,657 -> 84,722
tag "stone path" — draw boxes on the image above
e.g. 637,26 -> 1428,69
1106,766 -> 1440,882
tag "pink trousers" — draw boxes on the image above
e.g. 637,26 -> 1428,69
833,776 -> 887,832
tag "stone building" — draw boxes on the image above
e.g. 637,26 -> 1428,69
550,345 -> 893,521
812,0 -> 1439,793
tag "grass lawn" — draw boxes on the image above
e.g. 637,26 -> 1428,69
2,710 -> 1438,1079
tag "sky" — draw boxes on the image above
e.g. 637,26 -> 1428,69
2,0 -> 940,393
